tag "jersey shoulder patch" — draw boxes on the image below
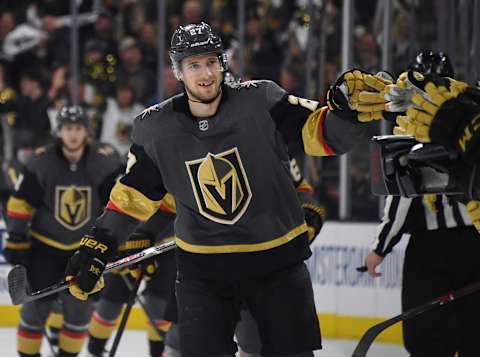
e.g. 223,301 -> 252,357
135,104 -> 160,120
227,79 -> 262,91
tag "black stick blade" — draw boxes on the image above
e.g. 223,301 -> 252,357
8,265 -> 29,305
351,319 -> 399,357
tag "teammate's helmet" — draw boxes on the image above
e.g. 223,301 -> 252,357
169,22 -> 227,75
56,106 -> 88,129
409,51 -> 454,78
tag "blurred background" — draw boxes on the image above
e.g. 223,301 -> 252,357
0,0 -> 479,223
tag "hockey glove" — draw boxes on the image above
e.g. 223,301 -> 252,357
467,200 -> 480,233
301,201 -> 326,244
393,71 -> 480,163
118,231 -> 157,281
356,71 -> 399,122
65,234 -> 117,301
326,69 -> 373,122
3,234 -> 31,266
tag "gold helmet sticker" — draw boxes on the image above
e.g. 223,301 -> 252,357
55,186 -> 92,230
186,148 -> 252,225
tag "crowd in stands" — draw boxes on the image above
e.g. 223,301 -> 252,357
0,0 -> 437,221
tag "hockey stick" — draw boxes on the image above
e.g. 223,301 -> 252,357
351,280 -> 480,357
120,274 -> 166,339
108,270 -> 144,357
8,240 -> 176,305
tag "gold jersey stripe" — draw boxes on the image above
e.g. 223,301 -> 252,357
30,230 -> 81,251
301,106 -> 335,156
7,197 -> 35,217
110,181 -> 163,221
176,223 -> 308,254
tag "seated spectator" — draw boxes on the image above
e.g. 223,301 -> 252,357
116,37 -> 155,104
139,22 -> 158,73
244,13 -> 283,81
353,28 -> 380,73
181,0 -> 204,25
100,82 -> 143,160
10,69 -> 52,155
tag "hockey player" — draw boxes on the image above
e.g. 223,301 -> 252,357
364,53 -> 480,356
63,22 -> 381,357
86,206 -> 176,357
162,157 -> 325,357
3,106 -> 122,357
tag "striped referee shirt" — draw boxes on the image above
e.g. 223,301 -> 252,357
372,195 -> 473,256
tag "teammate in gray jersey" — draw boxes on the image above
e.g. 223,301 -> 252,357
4,106 -> 122,357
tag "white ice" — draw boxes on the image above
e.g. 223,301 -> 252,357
0,327 -> 408,356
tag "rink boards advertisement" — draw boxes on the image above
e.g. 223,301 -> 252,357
0,221 -> 407,343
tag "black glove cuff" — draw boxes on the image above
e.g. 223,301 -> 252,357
5,234 -> 31,250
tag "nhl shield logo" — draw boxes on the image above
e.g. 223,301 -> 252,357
198,119 -> 209,131
185,147 -> 252,225
55,186 -> 92,230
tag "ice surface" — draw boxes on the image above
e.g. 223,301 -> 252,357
0,327 -> 407,356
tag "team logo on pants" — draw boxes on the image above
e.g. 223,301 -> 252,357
55,186 -> 92,230
185,147 -> 252,225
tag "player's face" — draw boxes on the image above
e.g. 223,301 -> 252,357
180,53 -> 223,102
59,123 -> 89,152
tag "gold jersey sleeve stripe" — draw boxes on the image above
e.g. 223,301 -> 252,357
159,193 -> 176,213
176,223 -> 308,254
6,197 -> 35,218
109,181 -> 163,222
30,230 -> 81,251
301,106 -> 335,156
296,179 -> 314,193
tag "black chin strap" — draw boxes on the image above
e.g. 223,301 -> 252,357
187,87 -> 222,104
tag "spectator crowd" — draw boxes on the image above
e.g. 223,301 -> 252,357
0,0 -> 438,221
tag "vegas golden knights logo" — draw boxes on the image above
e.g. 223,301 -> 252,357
186,148 -> 252,225
55,186 -> 92,230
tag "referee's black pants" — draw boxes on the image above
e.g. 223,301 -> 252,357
402,226 -> 480,357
